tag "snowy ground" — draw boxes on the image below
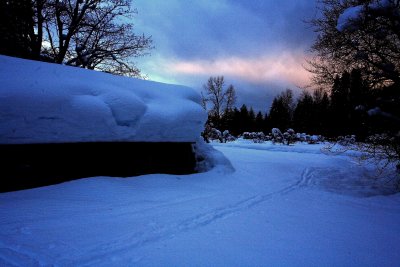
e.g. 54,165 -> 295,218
1,140 -> 399,266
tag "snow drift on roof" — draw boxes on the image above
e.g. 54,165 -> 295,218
0,56 -> 207,144
336,5 -> 363,32
337,1 -> 397,32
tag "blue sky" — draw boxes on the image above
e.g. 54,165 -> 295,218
134,0 -> 318,112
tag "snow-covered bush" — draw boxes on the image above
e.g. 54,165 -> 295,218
222,130 -> 236,142
295,132 -> 324,144
324,133 -> 399,188
271,128 -> 296,145
210,128 -> 222,141
270,128 -> 325,145
241,132 -> 252,139
283,128 -> 296,145
271,128 -> 284,144
359,134 -> 400,174
202,123 -> 221,143
296,133 -> 308,142
242,132 -> 266,143
308,135 -> 324,144
202,124 -> 236,143
338,135 -> 356,146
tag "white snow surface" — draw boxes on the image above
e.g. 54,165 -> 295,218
0,55 -> 206,144
337,1 -> 396,31
369,0 -> 393,9
1,140 -> 399,266
337,5 -> 363,31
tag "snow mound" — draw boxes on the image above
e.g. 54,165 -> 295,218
301,167 -> 398,197
0,56 -> 207,144
194,138 -> 234,173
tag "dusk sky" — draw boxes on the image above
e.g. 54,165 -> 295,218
134,0 -> 319,112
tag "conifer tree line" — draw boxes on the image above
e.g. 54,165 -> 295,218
202,72 -> 399,140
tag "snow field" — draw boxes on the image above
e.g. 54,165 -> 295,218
0,141 -> 399,266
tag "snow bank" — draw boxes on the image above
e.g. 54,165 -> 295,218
194,138 -> 235,173
0,56 -> 206,144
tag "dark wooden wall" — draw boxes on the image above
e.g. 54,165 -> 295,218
0,142 -> 196,192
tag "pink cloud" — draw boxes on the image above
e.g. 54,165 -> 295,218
169,52 -> 311,87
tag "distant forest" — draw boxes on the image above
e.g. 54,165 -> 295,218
203,70 -> 399,140
202,0 -> 400,143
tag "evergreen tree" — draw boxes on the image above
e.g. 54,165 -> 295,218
348,69 -> 370,138
268,89 -> 294,131
263,112 -> 270,134
248,108 -> 256,132
293,91 -> 314,133
230,107 -> 242,136
330,72 -> 351,136
220,109 -> 234,133
313,88 -> 330,136
328,70 -> 372,137
239,104 -> 250,133
255,111 -> 265,132
0,0 -> 35,59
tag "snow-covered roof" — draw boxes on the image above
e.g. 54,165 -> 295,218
337,1 -> 396,32
369,0 -> 393,10
336,5 -> 363,32
0,56 -> 206,144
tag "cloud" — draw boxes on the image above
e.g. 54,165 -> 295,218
167,52 -> 311,88
134,0 -> 317,60
133,0 -> 318,111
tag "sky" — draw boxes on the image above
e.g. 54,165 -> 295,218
133,0 -> 319,112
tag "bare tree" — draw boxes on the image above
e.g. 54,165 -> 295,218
202,76 -> 237,128
306,0 -> 400,88
1,0 -> 152,77
225,84 -> 237,112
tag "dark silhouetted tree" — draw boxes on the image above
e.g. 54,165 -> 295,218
230,107 -> 242,136
239,104 -> 250,133
248,107 -> 256,132
202,76 -> 237,129
263,112 -> 270,133
313,88 -> 330,136
330,71 -> 352,135
0,0 -> 35,59
0,0 -> 152,77
306,0 -> 400,88
293,91 -> 314,133
255,111 -> 265,132
225,84 -> 237,112
268,89 -> 294,131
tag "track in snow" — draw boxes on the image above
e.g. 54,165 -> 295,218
68,168 -> 314,266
